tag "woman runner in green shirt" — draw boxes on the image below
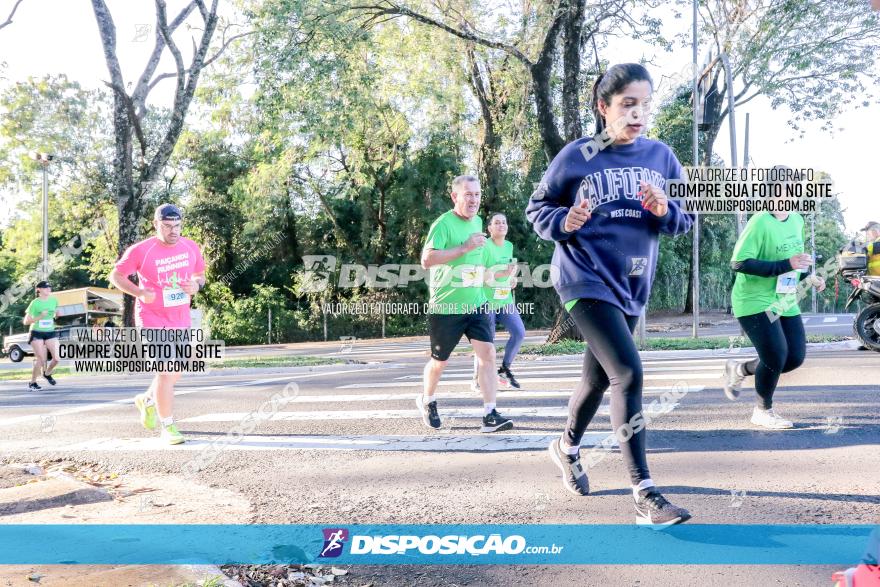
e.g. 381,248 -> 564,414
23,281 -> 60,391
471,213 -> 525,391
724,169 -> 826,428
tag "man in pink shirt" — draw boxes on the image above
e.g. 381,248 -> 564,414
109,204 -> 206,445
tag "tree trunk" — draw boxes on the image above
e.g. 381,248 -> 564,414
560,0 -> 586,143
466,48 -> 504,216
545,305 -> 582,344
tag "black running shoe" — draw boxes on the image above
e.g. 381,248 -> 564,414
634,490 -> 691,526
28,382 -> 41,391
548,437 -> 589,496
43,372 -> 56,386
500,365 -> 520,389
723,359 -> 745,401
415,395 -> 441,429
480,409 -> 513,433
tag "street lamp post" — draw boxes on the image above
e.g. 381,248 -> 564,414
30,152 -> 54,280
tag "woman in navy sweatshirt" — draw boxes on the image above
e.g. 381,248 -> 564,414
526,63 -> 694,525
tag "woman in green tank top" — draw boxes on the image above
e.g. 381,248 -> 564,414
23,281 -> 60,391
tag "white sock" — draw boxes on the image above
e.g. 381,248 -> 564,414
483,402 -> 496,416
633,478 -> 655,499
560,437 -> 580,455
423,394 -> 435,404
142,393 -> 155,406
160,416 -> 174,427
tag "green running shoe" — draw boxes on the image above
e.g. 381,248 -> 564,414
161,423 -> 185,445
134,394 -> 157,430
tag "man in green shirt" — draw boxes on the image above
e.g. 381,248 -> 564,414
417,175 -> 514,433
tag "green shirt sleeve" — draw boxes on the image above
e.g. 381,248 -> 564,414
25,300 -> 36,316
423,219 -> 449,252
732,215 -> 764,262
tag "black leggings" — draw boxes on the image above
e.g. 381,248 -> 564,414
565,299 -> 649,485
737,312 -> 806,409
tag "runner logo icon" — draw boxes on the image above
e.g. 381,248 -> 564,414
319,528 -> 349,558
629,257 -> 648,276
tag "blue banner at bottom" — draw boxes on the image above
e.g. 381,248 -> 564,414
0,524 -> 877,565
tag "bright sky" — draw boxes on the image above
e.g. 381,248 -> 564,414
0,0 -> 875,233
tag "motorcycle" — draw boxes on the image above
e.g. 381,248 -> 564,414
837,250 -> 880,352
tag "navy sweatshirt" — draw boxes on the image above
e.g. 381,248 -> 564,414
525,136 -> 694,316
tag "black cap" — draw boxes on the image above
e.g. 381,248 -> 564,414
154,203 -> 182,221
864,221 -> 880,231
36,281 -> 51,289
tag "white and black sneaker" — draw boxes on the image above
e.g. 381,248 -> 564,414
634,490 -> 691,526
499,366 -> 520,389
480,409 -> 513,433
723,359 -> 746,400
548,437 -> 589,496
28,382 -> 41,391
415,395 -> 441,429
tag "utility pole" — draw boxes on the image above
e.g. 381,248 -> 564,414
30,152 -> 54,280
691,0 -> 700,339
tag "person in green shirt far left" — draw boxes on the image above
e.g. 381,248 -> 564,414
23,281 -> 60,391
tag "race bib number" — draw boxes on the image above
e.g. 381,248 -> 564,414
37,319 -> 53,329
162,287 -> 189,308
776,271 -> 800,294
460,265 -> 484,288
494,288 -> 511,300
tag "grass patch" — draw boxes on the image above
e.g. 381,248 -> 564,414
0,366 -> 73,381
211,355 -> 344,369
519,334 -> 852,355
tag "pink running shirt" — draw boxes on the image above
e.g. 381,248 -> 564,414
114,237 -> 206,328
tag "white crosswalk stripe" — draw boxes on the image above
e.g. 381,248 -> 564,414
338,373 -> 718,389
182,402 -> 680,423
279,386 -> 703,404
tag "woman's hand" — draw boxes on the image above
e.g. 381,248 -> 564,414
640,181 -> 668,217
564,199 -> 591,232
789,253 -> 812,271
808,274 -> 826,293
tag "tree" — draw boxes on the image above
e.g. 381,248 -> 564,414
694,0 -> 880,164
0,0 -> 23,33
0,76 -> 116,290
90,0 -> 249,324
345,0 -> 663,160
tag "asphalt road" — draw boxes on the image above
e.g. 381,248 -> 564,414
0,344 -> 878,586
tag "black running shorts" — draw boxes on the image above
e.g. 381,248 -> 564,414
428,310 -> 493,361
29,330 -> 57,343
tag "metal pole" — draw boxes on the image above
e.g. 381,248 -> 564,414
42,164 -> 49,280
811,214 -> 817,313
741,112 -> 750,237
638,307 -> 646,349
692,0 -> 700,339
268,307 -> 272,344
